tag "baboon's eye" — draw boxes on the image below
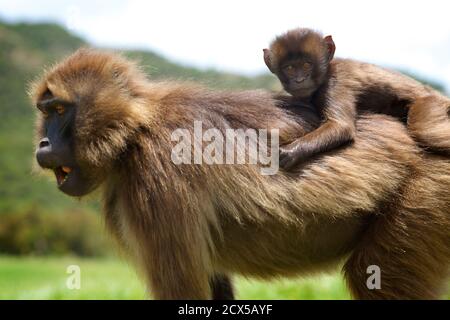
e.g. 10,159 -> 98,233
303,62 -> 311,69
42,110 -> 49,119
284,65 -> 295,76
285,65 -> 293,71
56,105 -> 65,115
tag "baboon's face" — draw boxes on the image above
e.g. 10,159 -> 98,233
264,30 -> 335,99
34,89 -> 96,197
278,57 -> 318,97
32,49 -> 150,197
273,48 -> 330,98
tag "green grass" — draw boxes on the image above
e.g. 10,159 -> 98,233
0,255 -> 350,299
1,256 -> 448,299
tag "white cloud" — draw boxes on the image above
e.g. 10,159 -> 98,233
1,0 -> 450,90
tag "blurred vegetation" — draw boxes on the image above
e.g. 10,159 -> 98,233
0,209 -> 110,256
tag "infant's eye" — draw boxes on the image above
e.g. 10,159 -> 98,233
284,65 -> 295,76
55,105 -> 65,115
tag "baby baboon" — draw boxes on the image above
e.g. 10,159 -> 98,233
264,28 -> 450,169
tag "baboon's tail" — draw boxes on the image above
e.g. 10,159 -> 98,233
407,93 -> 450,153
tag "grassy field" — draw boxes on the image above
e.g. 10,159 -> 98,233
1,256 -> 449,300
0,255 -> 350,299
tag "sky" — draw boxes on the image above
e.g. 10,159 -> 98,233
1,0 -> 450,91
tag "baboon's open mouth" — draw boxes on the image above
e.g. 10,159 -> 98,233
54,166 -> 72,186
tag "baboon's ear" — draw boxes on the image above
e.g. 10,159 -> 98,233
324,35 -> 336,62
263,49 -> 276,73
111,66 -> 121,79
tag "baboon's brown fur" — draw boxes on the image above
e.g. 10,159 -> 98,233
32,49 -> 450,299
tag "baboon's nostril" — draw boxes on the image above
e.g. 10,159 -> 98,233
39,138 -> 50,149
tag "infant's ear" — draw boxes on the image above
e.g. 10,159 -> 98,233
324,35 -> 336,62
263,49 -> 276,73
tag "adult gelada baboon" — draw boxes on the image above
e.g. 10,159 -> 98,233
31,49 -> 450,299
